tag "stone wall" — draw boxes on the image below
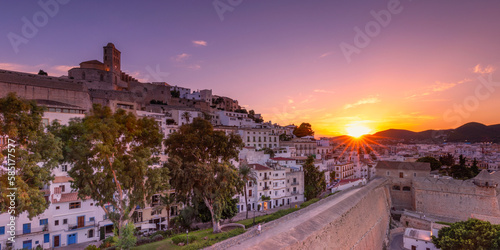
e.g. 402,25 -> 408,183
413,177 -> 500,221
0,74 -> 92,111
209,178 -> 391,249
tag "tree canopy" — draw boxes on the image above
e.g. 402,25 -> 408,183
449,155 -> 479,180
432,219 -> 500,250
164,117 -> 244,233
439,153 -> 455,167
303,155 -> 325,200
53,104 -> 168,237
293,123 -> 314,138
417,156 -> 442,171
0,93 -> 62,218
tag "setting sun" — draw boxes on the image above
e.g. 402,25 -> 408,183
346,124 -> 372,138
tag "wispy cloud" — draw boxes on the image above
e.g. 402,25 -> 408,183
187,64 -> 201,70
344,97 -> 380,109
314,89 -> 335,94
172,53 -> 191,62
406,78 -> 471,100
319,51 -> 334,58
192,40 -> 207,46
473,64 -> 495,74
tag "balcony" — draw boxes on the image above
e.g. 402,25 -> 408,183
291,191 -> 299,195
263,186 -> 270,190
291,182 -> 299,186
68,221 -> 96,231
263,176 -> 270,180
17,225 -> 49,235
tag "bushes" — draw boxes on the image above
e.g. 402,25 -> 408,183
84,245 -> 100,250
135,236 -> 151,246
300,198 -> 319,208
152,234 -> 164,242
150,230 -> 173,239
171,234 -> 198,245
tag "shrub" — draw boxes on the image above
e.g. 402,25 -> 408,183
84,245 -> 100,250
151,234 -> 164,242
172,234 -> 198,245
135,237 -> 151,246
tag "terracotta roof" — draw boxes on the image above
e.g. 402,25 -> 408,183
335,178 -> 363,187
249,163 -> 271,171
53,176 -> 73,183
270,157 -> 294,161
52,192 -> 82,204
375,161 -> 430,171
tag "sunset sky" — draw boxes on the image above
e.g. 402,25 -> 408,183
1,0 -> 500,137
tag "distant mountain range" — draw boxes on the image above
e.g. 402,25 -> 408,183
341,122 -> 500,143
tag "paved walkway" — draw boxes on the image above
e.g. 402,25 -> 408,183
227,188 -> 361,250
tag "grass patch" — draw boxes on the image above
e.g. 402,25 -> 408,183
435,221 -> 453,226
300,198 -> 320,208
132,228 -> 245,250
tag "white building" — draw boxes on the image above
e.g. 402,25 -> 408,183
403,228 -> 439,250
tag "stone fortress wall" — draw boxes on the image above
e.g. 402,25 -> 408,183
210,178 -> 392,249
413,177 -> 500,221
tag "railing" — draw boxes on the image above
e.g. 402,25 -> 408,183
17,225 -> 49,235
291,182 -> 299,186
68,221 -> 95,231
291,191 -> 299,195
263,186 -> 270,190
263,176 -> 270,180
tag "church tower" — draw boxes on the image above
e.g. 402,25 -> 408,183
103,43 -> 121,72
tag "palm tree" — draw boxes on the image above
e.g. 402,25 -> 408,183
182,111 -> 191,124
153,192 -> 176,229
238,163 -> 257,219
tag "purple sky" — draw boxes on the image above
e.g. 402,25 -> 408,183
2,0 -> 500,136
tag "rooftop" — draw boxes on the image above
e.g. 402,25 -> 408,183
375,161 -> 431,171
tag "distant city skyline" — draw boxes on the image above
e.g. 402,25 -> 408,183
2,0 -> 500,137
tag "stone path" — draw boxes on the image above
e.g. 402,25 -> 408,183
226,188 -> 362,250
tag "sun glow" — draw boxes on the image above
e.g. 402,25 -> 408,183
346,124 -> 372,138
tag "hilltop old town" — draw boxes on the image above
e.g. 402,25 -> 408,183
1,44 -> 500,250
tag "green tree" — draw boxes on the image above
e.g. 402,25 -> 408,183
329,171 -> 336,183
417,156 -> 442,171
303,155 -> 326,200
248,110 -> 255,119
115,223 -> 137,250
238,163 -> 257,219
293,123 -> 314,138
170,90 -> 180,98
471,158 -> 480,176
449,155 -> 478,180
197,197 -> 238,223
164,117 -> 244,233
0,93 -> 62,218
432,218 -> 500,250
54,104 -> 168,238
37,70 -> 48,76
262,147 -> 276,158
439,153 -> 455,167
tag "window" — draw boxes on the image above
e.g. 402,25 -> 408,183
152,194 -> 160,206
392,185 -> 401,191
55,220 -> 59,226
88,229 -> 94,238
89,217 -> 95,222
61,165 -> 67,172
44,233 -> 50,243
40,219 -> 48,226
56,206 -> 60,210
403,186 -> 411,191
386,171 -> 390,176
69,202 -> 81,209
399,172 -> 404,178
0,226 -> 5,235
63,219 -> 68,225
60,185 -> 65,192
42,118 -> 49,126
413,173 -> 417,177
248,190 -> 252,197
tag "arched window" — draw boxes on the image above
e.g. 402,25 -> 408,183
392,185 -> 401,191
82,72 -> 86,80
403,186 -> 411,191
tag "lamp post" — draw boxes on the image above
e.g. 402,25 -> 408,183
253,209 -> 256,226
186,229 -> 189,245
